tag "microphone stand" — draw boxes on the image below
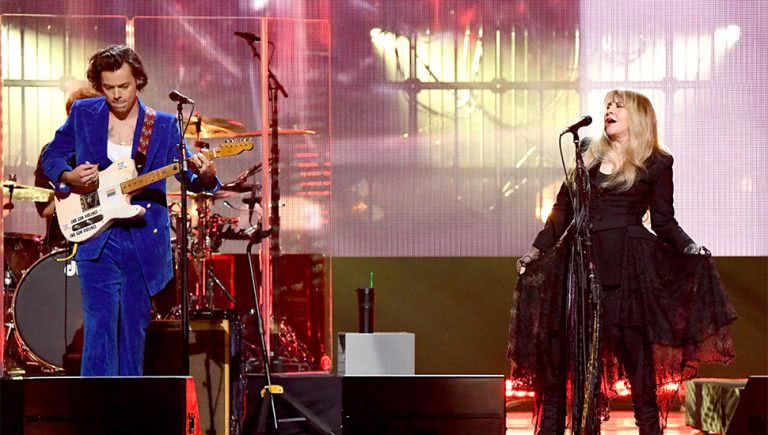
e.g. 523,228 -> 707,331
175,102 -> 191,376
239,34 -> 335,435
244,39 -> 287,309
562,130 -> 602,435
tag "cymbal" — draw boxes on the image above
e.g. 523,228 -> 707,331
184,115 -> 316,139
183,116 -> 249,139
2,182 -> 53,202
167,191 -> 239,200
231,128 -> 316,137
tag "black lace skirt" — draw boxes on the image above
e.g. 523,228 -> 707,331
507,232 -> 737,424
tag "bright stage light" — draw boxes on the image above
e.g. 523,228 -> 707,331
250,0 -> 269,11
505,378 -> 535,400
536,180 -> 561,224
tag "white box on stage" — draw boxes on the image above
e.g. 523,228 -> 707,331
337,332 -> 415,376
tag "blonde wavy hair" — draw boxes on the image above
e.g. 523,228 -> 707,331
583,90 -> 668,191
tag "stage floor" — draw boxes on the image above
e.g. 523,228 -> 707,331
506,411 -> 696,434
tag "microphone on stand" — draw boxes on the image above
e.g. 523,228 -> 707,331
168,90 -> 195,105
234,31 -> 260,44
561,115 -> 592,135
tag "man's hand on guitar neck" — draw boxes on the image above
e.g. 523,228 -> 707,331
62,162 -> 99,187
189,152 -> 217,188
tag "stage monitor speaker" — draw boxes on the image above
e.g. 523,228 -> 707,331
144,315 -> 243,435
245,373 -> 342,434
342,375 -> 505,435
727,375 -> 768,435
0,376 -> 198,435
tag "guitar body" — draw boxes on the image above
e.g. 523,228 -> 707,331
53,138 -> 253,243
55,159 -> 146,243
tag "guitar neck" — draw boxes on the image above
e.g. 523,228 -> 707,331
120,149 -> 217,194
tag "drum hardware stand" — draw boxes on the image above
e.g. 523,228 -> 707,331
3,174 -> 17,211
205,263 -> 235,306
170,208 -> 237,316
190,195 -> 237,311
4,264 -> 16,289
2,322 -> 26,377
3,322 -> 14,353
237,31 -> 335,435
187,139 -> 239,312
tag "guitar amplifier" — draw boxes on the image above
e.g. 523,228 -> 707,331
144,312 -> 243,435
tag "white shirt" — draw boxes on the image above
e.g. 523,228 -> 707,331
107,140 -> 132,163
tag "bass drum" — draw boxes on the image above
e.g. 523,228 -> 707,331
11,250 -> 83,372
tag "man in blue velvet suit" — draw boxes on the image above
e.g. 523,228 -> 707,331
42,45 -> 219,376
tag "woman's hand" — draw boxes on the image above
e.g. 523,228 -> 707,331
517,247 -> 542,275
684,242 -> 711,256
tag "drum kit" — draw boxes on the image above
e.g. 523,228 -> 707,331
3,183 -> 81,375
2,116 -> 314,376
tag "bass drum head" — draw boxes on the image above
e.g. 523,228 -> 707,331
12,250 -> 83,370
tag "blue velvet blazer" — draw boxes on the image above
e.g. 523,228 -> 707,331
42,96 -> 219,295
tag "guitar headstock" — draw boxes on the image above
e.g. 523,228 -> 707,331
214,138 -> 255,157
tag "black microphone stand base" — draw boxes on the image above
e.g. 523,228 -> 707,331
256,388 -> 337,435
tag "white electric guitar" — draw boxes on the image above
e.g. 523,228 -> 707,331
55,138 -> 254,243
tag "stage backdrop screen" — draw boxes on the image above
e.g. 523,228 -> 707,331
2,0 -> 766,257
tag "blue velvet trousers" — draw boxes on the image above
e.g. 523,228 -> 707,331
77,227 -> 151,376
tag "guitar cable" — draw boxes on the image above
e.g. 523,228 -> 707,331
56,242 -> 78,262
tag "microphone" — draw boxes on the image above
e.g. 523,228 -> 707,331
234,31 -> 260,43
168,90 -> 195,105
561,115 -> 592,135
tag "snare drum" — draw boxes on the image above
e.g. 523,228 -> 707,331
11,250 -> 83,371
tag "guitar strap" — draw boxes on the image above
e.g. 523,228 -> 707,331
134,106 -> 156,173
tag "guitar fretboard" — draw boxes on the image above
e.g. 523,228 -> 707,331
119,149 -> 218,194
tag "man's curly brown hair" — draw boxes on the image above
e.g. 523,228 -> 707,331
86,45 -> 148,92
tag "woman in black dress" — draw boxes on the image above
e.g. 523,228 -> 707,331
508,89 -> 737,435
